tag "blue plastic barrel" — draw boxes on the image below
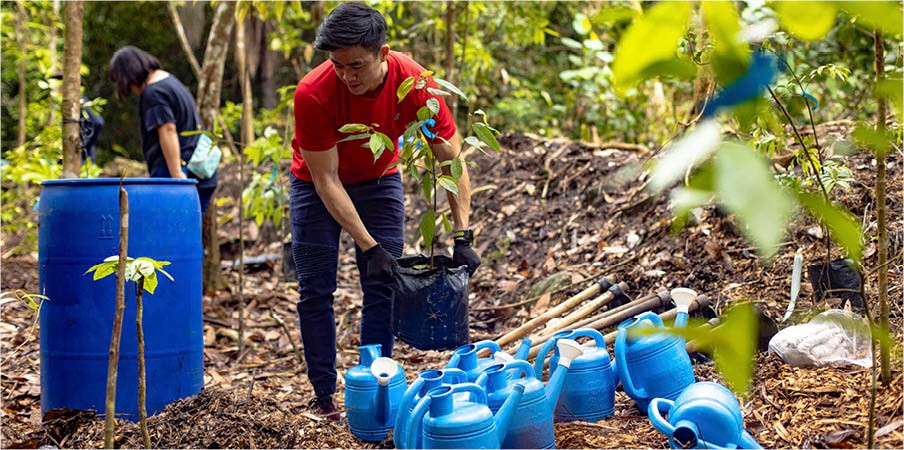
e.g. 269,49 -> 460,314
38,178 -> 204,421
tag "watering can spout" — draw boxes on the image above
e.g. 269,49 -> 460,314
514,338 -> 532,360
494,383 -> 525,443
670,288 -> 697,329
371,357 -> 398,426
672,420 -> 700,449
545,339 -> 583,410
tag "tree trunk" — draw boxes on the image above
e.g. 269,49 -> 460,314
235,16 -> 251,357
104,184 -> 128,449
136,280 -> 150,449
15,1 -> 28,148
444,1 -> 458,117
196,1 -> 236,293
168,2 -> 202,81
60,0 -> 83,179
873,31 -> 890,384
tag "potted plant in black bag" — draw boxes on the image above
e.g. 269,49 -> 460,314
339,71 -> 501,350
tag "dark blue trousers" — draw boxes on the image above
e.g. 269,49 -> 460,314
289,173 -> 404,398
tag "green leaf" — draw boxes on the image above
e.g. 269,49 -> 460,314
796,191 -> 862,262
420,209 -> 437,247
92,262 -> 118,281
420,176 -> 433,204
417,106 -> 432,121
339,123 -> 370,134
612,1 -> 692,92
463,136 -> 484,149
441,213 -> 453,233
649,119 -> 722,193
143,271 -> 158,295
638,59 -> 697,81
853,122 -> 893,158
376,132 -> 395,153
773,1 -> 838,41
397,76 -> 415,103
472,123 -> 501,153
876,79 -> 903,124
573,12 -> 592,35
839,1 -> 903,36
426,98 -> 440,116
715,143 -> 794,259
450,158 -> 463,180
435,78 -> 468,102
369,134 -> 385,160
339,132 -> 372,143
438,176 -> 459,195
157,267 -> 175,282
703,0 -> 749,84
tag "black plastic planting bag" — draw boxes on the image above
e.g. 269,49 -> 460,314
807,258 -> 864,313
391,254 -> 469,350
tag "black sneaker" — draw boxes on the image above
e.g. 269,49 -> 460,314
307,395 -> 341,422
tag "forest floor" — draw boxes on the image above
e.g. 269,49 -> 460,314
2,125 -> 903,448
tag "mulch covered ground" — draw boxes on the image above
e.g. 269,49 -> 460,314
2,126 -> 902,448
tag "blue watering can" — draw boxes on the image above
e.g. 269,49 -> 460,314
615,288 -> 697,411
475,339 -> 584,449
534,328 -> 617,422
404,382 -> 525,449
649,381 -> 762,449
446,339 -> 531,381
344,344 -> 407,442
394,368 -> 468,449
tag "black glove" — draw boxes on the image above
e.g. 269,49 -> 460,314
363,243 -> 398,283
452,231 -> 481,276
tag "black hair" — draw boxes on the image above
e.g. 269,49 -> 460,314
108,46 -> 160,101
314,2 -> 387,54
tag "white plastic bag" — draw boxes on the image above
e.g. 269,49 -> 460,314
768,309 -> 872,368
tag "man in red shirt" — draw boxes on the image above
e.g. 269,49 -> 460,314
289,3 -> 480,419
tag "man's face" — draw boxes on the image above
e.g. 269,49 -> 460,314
329,45 -> 388,96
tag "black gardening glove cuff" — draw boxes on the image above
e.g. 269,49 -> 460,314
363,244 -> 398,283
452,230 -> 481,276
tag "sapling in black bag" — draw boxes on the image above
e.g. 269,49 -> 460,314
391,255 -> 469,350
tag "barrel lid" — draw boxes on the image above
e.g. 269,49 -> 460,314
42,178 -> 198,186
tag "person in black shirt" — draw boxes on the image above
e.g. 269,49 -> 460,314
108,46 -> 217,212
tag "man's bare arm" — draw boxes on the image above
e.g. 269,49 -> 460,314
302,147 -> 378,250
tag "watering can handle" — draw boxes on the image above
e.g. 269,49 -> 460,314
405,394 -> 432,450
647,398 -> 676,436
738,431 -> 763,449
636,311 -> 664,327
448,383 -> 489,405
475,340 -> 502,355
569,328 -> 607,348
442,368 -> 468,385
533,337 -> 560,378
502,359 -> 537,380
615,327 -> 647,401
394,376 -> 426,449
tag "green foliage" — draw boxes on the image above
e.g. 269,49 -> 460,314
241,126 -> 292,227
0,290 -> 49,314
86,256 -> 174,295
612,1 -> 691,92
634,303 -> 759,396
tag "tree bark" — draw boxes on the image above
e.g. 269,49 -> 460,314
136,280 -> 150,449
196,1 -> 236,293
60,0 -> 83,179
235,16 -> 251,357
444,1 -> 458,116
15,1 -> 28,148
873,31 -> 890,384
104,184 -> 128,449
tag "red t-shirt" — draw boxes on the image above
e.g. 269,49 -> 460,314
291,51 -> 457,183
